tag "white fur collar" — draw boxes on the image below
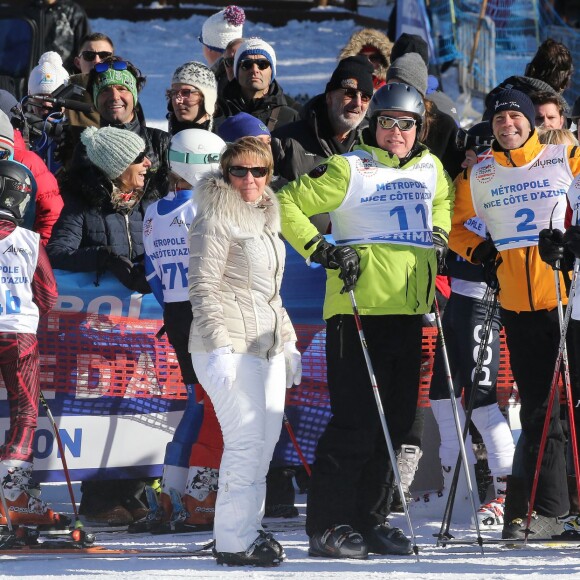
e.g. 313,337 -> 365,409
195,173 -> 280,235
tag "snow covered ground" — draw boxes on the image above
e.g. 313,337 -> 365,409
2,482 -> 580,580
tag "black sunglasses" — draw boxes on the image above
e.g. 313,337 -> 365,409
132,151 -> 147,165
223,57 -> 234,68
228,166 -> 268,178
239,59 -> 271,71
0,149 -> 11,160
94,60 -> 128,74
80,50 -> 113,62
342,88 -> 372,104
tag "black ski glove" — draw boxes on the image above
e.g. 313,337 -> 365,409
98,248 -> 152,294
538,228 -> 565,269
433,227 -> 449,274
310,239 -> 360,293
472,239 -> 499,291
564,225 -> 580,260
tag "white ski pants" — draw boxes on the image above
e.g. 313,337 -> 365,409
191,351 -> 286,553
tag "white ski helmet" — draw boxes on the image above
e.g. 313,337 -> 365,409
168,129 -> 226,186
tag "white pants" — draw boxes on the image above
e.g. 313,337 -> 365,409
191,351 -> 286,553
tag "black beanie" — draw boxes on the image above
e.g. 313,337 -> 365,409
486,88 -> 536,129
390,33 -> 429,66
325,55 -> 374,97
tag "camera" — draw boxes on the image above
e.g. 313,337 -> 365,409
10,83 -> 94,145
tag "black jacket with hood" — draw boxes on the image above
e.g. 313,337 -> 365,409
271,93 -> 367,182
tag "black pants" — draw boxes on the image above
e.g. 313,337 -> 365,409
430,292 -> 501,407
502,308 -> 569,517
306,313 -> 422,536
164,301 -> 197,385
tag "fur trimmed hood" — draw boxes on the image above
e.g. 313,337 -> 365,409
339,28 -> 393,83
194,173 -> 280,235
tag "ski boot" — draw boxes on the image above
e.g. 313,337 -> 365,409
0,461 -> 70,530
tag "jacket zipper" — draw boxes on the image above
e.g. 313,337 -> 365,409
124,214 -> 132,258
265,228 -> 280,360
525,247 -> 534,310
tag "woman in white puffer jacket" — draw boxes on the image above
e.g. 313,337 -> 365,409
188,137 -> 301,567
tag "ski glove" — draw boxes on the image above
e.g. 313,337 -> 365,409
538,228 -> 565,269
432,227 -> 449,274
206,346 -> 236,390
310,239 -> 360,293
564,225 -> 580,259
472,239 -> 499,291
284,341 -> 302,389
99,248 -> 152,294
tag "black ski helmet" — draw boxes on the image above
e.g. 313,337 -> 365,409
0,160 -> 36,224
456,121 -> 494,151
368,82 -> 426,124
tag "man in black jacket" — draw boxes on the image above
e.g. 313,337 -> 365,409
271,55 -> 373,183
216,38 -> 301,133
25,0 -> 91,73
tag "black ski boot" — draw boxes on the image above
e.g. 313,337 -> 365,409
308,524 -> 368,559
502,512 -> 565,540
215,534 -> 281,567
257,529 -> 286,560
363,522 -> 413,555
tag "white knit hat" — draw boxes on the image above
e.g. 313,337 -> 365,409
81,126 -> 146,181
28,52 -> 69,96
234,38 -> 277,81
199,5 -> 245,53
171,61 -> 218,116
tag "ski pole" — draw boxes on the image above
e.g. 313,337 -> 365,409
554,261 -> 580,513
437,285 -> 498,543
0,473 -> 14,534
283,413 -> 311,477
432,297 -> 484,554
525,261 -> 579,541
348,290 -> 419,560
39,391 -> 84,533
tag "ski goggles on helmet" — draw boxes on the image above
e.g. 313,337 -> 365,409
376,116 -> 417,131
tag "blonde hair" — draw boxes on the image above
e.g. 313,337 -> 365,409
220,136 -> 274,184
537,127 -> 579,146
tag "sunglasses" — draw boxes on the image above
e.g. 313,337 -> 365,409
223,57 -> 234,68
80,50 -> 113,62
0,150 -> 11,160
228,166 -> 268,178
376,116 -> 417,131
239,59 -> 271,71
342,88 -> 372,104
131,151 -> 147,165
166,88 -> 201,101
455,127 -> 494,151
94,60 -> 128,74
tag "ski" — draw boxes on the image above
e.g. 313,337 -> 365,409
437,536 -> 580,547
0,539 -> 215,560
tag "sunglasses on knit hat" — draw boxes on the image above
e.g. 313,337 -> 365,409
0,149 -> 10,160
80,50 -> 113,62
95,60 -> 128,74
377,116 -> 417,131
239,59 -> 271,71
